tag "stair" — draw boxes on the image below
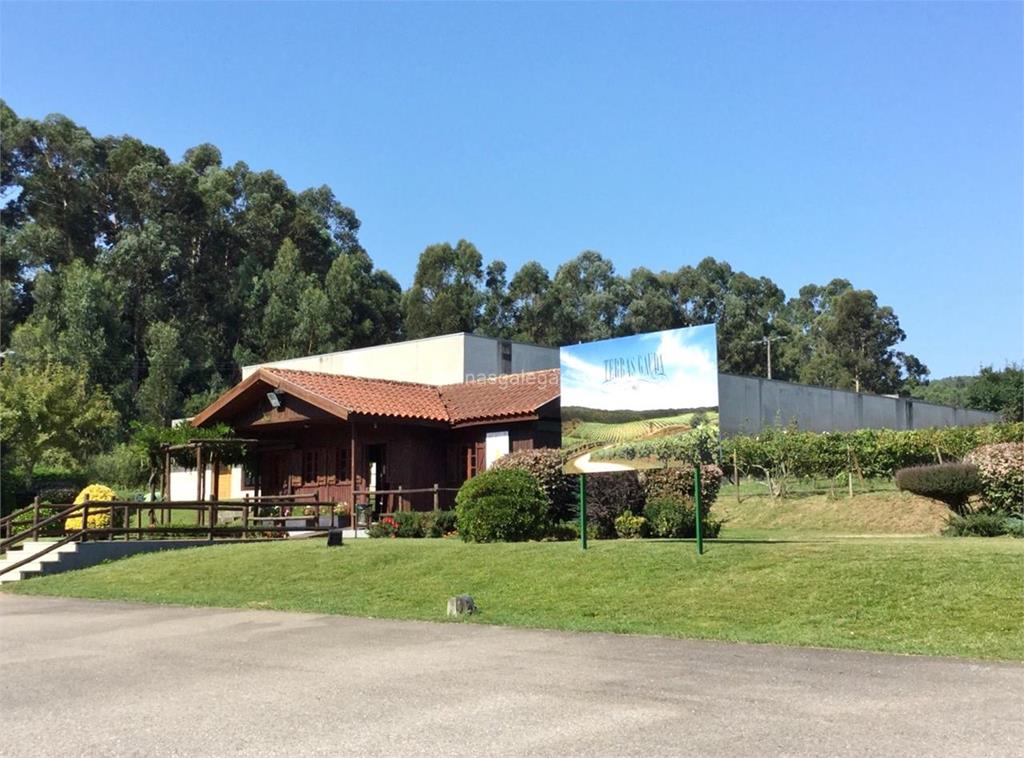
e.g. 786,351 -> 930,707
0,541 -> 82,584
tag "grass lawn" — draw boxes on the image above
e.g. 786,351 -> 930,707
7,536 -> 1022,660
717,488 -> 951,540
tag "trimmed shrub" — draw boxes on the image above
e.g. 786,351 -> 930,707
643,497 -> 723,539
490,448 -> 578,521
641,464 -> 723,510
965,443 -> 1024,515
585,471 -> 645,539
894,464 -> 983,514
455,468 -> 548,543
942,513 -> 1013,538
431,510 -> 458,537
37,486 -> 79,505
394,511 -> 426,538
64,484 -> 118,530
614,510 -> 648,539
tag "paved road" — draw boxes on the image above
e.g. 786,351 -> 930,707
1,595 -> 1021,757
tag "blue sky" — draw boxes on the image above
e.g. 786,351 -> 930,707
562,324 -> 718,411
1,2 -> 1020,378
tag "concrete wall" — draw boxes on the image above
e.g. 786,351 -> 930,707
243,333 -> 559,385
719,374 -> 1000,436
243,333 -> 469,385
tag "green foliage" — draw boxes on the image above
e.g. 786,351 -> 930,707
614,510 -> 648,539
367,514 -> 399,538
489,448 -> 578,521
724,422 -> 1023,489
136,321 -> 187,426
964,443 -> 1024,515
431,510 -> 458,537
916,364 -> 1024,423
894,464 -> 983,514
403,240 -> 484,338
640,465 -> 723,510
87,443 -> 149,488
455,468 -> 548,543
594,426 -> 718,465
0,363 -> 119,485
942,513 -> 1016,538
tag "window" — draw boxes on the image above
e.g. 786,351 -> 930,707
464,445 -> 478,479
242,463 -> 258,490
302,451 -> 317,485
335,448 -> 351,482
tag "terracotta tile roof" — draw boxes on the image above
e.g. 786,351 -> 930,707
440,369 -> 561,424
193,365 -> 561,428
266,368 -> 450,422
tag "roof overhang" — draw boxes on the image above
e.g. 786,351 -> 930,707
191,368 -> 351,428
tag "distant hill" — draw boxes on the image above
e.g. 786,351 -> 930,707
561,406 -> 717,423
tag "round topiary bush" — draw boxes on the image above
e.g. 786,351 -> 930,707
489,448 -> 578,522
455,468 -> 549,543
64,484 -> 118,530
964,442 -> 1023,516
894,464 -> 983,514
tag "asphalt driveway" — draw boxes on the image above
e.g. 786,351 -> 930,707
1,595 -> 1020,757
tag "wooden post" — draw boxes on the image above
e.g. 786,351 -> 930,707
32,495 -> 40,539
81,494 -> 90,542
733,451 -> 740,503
433,483 -> 439,512
210,456 -> 219,533
242,494 -> 249,540
195,445 -> 204,525
397,485 -> 403,512
350,421 -> 357,531
163,449 -> 171,501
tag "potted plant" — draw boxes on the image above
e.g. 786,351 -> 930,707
302,504 -> 318,528
333,502 -> 349,526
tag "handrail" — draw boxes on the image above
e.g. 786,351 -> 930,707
0,503 -> 82,553
0,503 -> 37,529
352,487 -> 459,496
0,529 -> 86,578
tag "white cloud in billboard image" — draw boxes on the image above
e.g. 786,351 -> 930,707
560,325 -> 719,412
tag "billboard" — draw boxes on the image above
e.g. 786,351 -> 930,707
560,324 -> 719,473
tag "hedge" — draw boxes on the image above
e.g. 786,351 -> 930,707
723,422 -> 1022,482
964,443 -> 1024,515
894,464 -> 983,514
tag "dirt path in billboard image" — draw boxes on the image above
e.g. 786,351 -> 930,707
568,450 -> 634,473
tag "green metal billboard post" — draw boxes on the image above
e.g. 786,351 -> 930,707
579,473 -> 587,550
694,463 -> 704,556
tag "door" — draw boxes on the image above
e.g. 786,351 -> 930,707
366,444 -> 387,513
217,469 -> 233,500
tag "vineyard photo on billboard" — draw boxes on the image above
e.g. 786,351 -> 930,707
560,324 -> 719,474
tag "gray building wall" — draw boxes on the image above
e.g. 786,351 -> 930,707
718,374 -> 999,436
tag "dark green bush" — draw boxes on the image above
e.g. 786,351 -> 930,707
87,444 -> 149,488
489,448 -> 578,521
455,468 -> 548,543
584,471 -> 645,538
37,486 -> 79,505
942,513 -> 1012,537
643,497 -> 723,539
431,510 -> 458,537
895,464 -> 983,514
393,511 -> 426,538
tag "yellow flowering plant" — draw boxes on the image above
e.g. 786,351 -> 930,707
64,484 -> 118,531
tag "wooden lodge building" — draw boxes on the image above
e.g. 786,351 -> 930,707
177,334 -> 562,510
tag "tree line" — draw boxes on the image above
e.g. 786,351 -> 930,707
2,102 -> 1003,481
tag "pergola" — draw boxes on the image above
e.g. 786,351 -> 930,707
160,438 -> 259,502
